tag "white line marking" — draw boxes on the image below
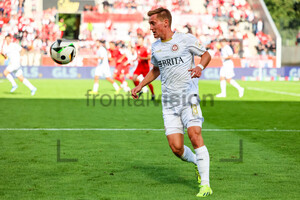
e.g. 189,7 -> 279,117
0,128 -> 299,132
247,87 -> 300,97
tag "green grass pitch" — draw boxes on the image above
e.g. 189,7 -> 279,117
0,79 -> 299,199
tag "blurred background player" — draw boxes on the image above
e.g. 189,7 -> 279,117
91,40 -> 120,94
216,39 -> 244,98
1,34 -> 37,95
118,41 -> 132,82
132,36 -> 155,100
108,41 -> 130,92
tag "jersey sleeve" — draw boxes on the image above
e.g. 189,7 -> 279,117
151,46 -> 159,67
146,48 -> 150,56
186,33 -> 206,56
17,44 -> 22,52
98,48 -> 106,57
2,46 -> 7,55
226,45 -> 233,56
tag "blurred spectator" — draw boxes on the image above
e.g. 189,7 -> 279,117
268,41 -> 276,56
0,0 -> 278,67
58,18 -> 66,38
84,4 -> 94,11
0,12 -> 4,32
102,1 -> 110,13
41,38 -> 49,55
87,22 -> 93,40
296,31 -> 300,45
17,0 -> 25,14
256,43 -> 267,56
257,18 -> 263,33
32,35 -> 42,66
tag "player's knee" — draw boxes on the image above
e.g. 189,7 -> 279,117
17,76 -> 24,82
3,70 -> 9,76
189,134 -> 200,146
188,129 -> 203,147
169,143 -> 184,157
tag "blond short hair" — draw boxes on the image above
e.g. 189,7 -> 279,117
147,7 -> 172,27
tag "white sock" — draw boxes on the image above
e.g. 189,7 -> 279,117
93,83 -> 99,92
195,146 -> 210,186
6,74 -> 17,87
113,82 -> 120,91
121,81 -> 128,87
23,78 -> 35,90
180,145 -> 197,165
137,74 -> 144,82
220,80 -> 226,94
230,79 -> 242,91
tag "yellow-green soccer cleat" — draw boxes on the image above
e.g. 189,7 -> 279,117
195,165 -> 201,184
196,185 -> 213,197
115,87 -> 122,94
89,90 -> 99,95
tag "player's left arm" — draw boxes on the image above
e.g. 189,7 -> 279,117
131,66 -> 160,99
189,51 -> 211,78
138,55 -> 151,60
186,34 -> 211,78
138,48 -> 151,60
117,54 -> 126,63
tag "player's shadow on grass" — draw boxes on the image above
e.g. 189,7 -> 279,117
3,91 -> 22,95
134,163 -> 196,189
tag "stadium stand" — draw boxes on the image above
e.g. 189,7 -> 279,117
0,0 -> 277,68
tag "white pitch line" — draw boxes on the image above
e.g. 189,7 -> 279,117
0,128 -> 299,132
247,87 -> 300,97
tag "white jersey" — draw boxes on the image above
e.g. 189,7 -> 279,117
151,32 -> 207,110
97,46 -> 109,67
221,45 -> 233,62
220,44 -> 235,78
3,42 -> 22,67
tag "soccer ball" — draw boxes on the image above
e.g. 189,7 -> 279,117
50,39 -> 76,64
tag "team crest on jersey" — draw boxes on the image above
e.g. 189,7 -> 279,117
171,44 -> 179,52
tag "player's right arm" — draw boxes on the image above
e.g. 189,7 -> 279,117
131,66 -> 160,99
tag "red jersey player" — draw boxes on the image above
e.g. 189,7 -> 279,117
133,37 -> 155,100
108,41 -> 130,92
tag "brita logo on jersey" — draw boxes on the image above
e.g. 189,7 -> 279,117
157,57 -> 184,67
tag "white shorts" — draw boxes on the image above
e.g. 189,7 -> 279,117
6,65 -> 23,77
163,104 -> 204,136
220,60 -> 235,79
95,65 -> 111,78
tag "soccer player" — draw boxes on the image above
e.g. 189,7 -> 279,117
132,36 -> 155,100
216,39 -> 244,98
108,41 -> 130,92
1,34 -> 37,95
131,8 -> 212,197
92,40 -> 120,93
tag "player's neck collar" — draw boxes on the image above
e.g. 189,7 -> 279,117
161,31 -> 175,43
